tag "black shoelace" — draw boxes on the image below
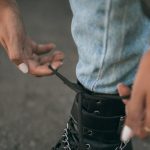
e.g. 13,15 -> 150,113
49,65 -> 130,150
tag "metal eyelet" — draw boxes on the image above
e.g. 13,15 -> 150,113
83,128 -> 93,136
94,110 -> 100,115
118,116 -> 125,134
96,100 -> 101,105
85,144 -> 91,150
87,130 -> 93,136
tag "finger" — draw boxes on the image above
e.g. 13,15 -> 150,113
28,60 -> 63,76
40,51 -> 64,64
144,94 -> 150,136
33,43 -> 56,55
52,51 -> 64,61
117,83 -> 131,104
122,90 -> 145,142
126,103 -> 145,137
50,61 -> 63,70
32,54 -> 40,62
117,83 -> 131,115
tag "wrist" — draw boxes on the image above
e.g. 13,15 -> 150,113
0,0 -> 18,14
0,0 -> 17,7
0,0 -> 21,22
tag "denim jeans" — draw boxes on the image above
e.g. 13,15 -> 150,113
69,0 -> 150,93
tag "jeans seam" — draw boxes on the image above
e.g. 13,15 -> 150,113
91,0 -> 112,91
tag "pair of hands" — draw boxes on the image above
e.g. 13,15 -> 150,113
1,0 -> 150,143
0,0 -> 64,76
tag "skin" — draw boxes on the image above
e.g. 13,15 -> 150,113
117,51 -> 150,139
0,0 -> 64,76
1,0 -> 150,139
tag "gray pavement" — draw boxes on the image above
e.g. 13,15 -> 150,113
0,0 -> 149,150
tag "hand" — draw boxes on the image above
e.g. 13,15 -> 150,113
0,0 -> 64,76
22,38 -> 64,76
117,51 -> 150,143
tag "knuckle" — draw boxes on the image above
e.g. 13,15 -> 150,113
9,53 -> 21,62
54,51 -> 64,56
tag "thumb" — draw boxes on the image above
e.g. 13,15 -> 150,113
8,48 -> 28,74
117,83 -> 131,104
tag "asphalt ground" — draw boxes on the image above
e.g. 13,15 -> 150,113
0,0 -> 149,150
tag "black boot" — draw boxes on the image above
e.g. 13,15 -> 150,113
52,91 -> 132,150
49,65 -> 133,150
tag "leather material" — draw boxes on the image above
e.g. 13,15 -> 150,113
52,92 -> 133,150
49,65 -> 133,150
71,92 -> 125,131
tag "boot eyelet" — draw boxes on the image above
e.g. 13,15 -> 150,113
94,110 -> 100,115
85,144 -> 91,150
96,100 -> 101,105
87,130 -> 93,136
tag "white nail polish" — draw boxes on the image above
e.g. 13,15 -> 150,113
51,64 -> 57,70
18,63 -> 28,73
121,126 -> 133,144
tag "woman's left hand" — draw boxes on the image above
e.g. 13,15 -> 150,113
117,51 -> 150,143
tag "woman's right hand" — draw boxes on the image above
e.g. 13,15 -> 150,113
0,0 -> 64,76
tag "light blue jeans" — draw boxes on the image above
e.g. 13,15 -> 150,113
69,0 -> 150,93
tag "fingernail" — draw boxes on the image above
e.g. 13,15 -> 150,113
18,63 -> 28,73
51,62 -> 63,70
121,126 -> 133,144
51,64 -> 57,70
